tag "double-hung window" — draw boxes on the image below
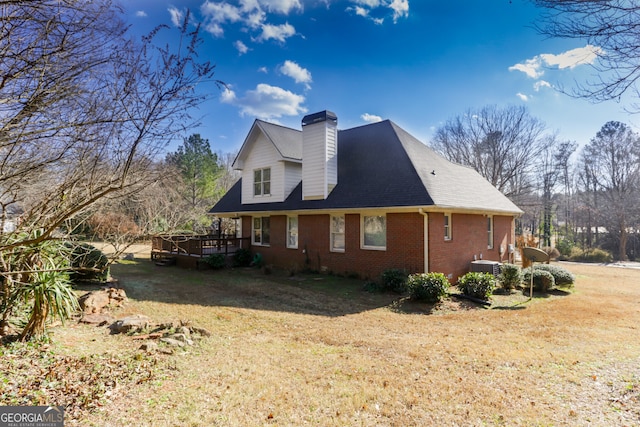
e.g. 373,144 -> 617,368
253,167 -> 271,197
362,214 -> 386,250
287,216 -> 298,249
330,215 -> 345,252
252,216 -> 270,246
444,213 -> 452,241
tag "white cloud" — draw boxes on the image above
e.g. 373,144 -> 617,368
135,10 -> 147,17
347,0 -> 408,24
516,93 -> 529,102
389,0 -> 409,22
534,80 -> 552,91
221,83 -> 307,120
361,113 -> 383,123
509,44 -> 603,79
201,1 -> 243,36
168,7 -> 184,27
259,0 -> 303,14
279,60 -> 312,88
540,45 -> 603,69
508,58 -> 543,79
258,66 -> 268,73
220,87 -> 237,103
255,22 -> 296,42
234,40 -> 249,55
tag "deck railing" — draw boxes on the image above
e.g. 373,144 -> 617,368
151,234 -> 250,259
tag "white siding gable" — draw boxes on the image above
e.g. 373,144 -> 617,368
240,133 -> 301,204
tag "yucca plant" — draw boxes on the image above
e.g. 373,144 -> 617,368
4,234 -> 79,341
16,270 -> 78,341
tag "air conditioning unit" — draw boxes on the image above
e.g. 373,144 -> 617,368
470,260 -> 500,276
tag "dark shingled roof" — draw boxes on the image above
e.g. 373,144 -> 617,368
211,120 -> 522,215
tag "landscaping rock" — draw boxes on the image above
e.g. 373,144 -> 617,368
79,288 -> 128,314
160,337 -> 185,347
109,314 -> 151,334
139,341 -> 158,353
79,313 -> 115,326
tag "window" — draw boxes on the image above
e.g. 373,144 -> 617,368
330,215 -> 345,252
487,216 -> 494,249
362,215 -> 386,250
252,216 -> 270,246
444,213 -> 452,241
287,216 -> 298,249
253,167 -> 271,196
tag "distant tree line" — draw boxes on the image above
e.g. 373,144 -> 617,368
431,105 -> 640,262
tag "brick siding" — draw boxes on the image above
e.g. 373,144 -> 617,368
243,212 -> 515,281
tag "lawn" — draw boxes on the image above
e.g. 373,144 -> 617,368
2,250 -> 640,426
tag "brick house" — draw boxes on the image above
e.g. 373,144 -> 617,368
210,111 -> 522,280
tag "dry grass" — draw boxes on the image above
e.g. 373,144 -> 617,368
14,249 -> 640,426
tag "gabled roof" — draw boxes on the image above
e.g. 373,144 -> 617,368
233,120 -> 302,169
213,119 -> 523,215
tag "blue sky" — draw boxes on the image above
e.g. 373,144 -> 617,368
125,0 -> 637,155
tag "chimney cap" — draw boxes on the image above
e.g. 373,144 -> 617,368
302,110 -> 337,126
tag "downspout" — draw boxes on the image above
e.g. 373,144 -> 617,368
418,208 -> 429,273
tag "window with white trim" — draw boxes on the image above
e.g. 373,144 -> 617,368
362,215 -> 386,250
287,216 -> 298,249
253,167 -> 271,196
252,216 -> 270,246
487,216 -> 494,249
444,213 -> 452,241
330,215 -> 345,252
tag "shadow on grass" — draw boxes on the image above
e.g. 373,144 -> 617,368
109,258 -> 400,317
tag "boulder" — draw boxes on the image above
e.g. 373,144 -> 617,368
109,314 -> 151,334
79,288 -> 128,314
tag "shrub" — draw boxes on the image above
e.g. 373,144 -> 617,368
457,272 -> 496,301
203,253 -> 226,269
522,268 -> 555,293
497,263 -> 522,292
381,268 -> 408,294
534,264 -> 575,288
407,272 -> 450,303
67,243 -> 109,282
556,238 -> 574,257
363,281 -> 383,293
541,246 -> 560,260
568,247 -> 612,263
233,248 -> 252,267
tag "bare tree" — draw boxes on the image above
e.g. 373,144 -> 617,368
431,105 -> 549,202
534,0 -> 640,111
580,121 -> 640,260
0,0 -> 219,339
0,1 -> 217,250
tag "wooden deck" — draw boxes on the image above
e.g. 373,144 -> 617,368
151,234 -> 250,268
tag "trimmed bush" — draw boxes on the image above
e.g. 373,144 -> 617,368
381,268 -> 408,294
203,253 -> 226,269
522,268 -> 555,293
233,248 -> 252,267
67,242 -> 109,282
407,272 -> 450,303
534,264 -> 575,288
497,263 -> 522,292
457,272 -> 496,301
